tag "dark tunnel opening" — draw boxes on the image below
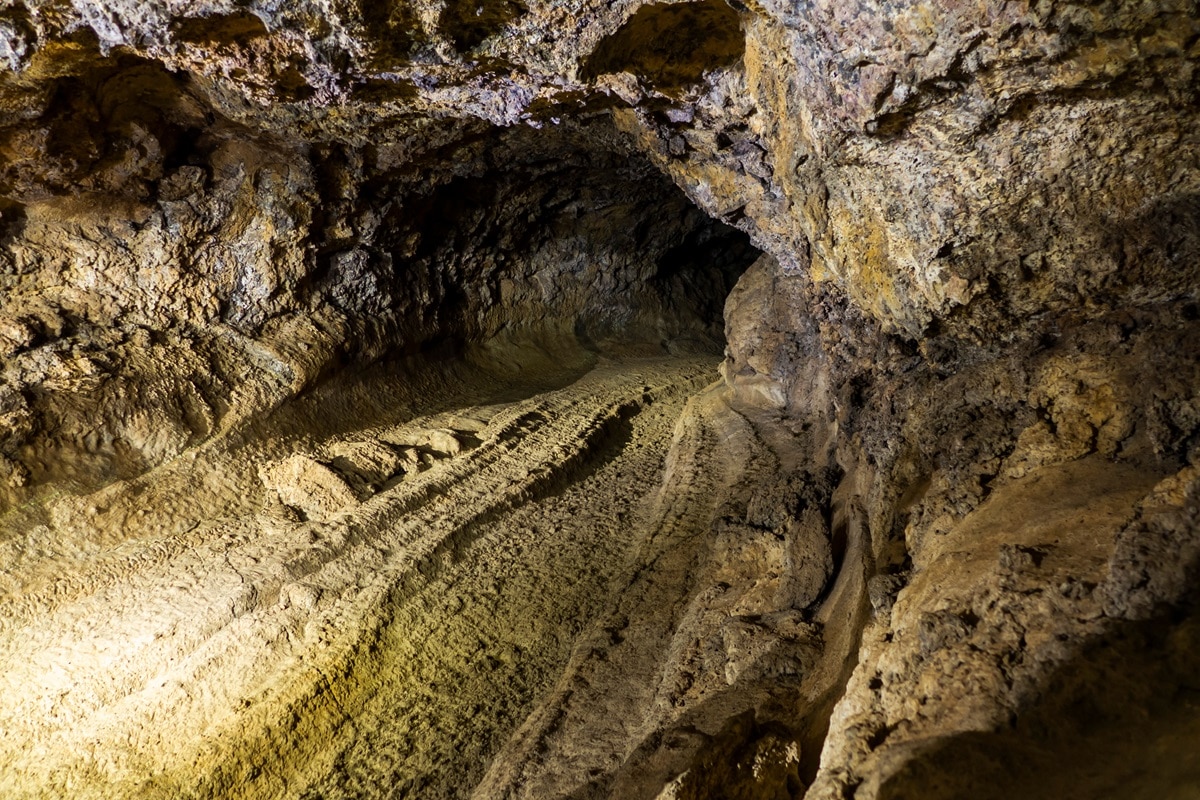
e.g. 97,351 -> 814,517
311,119 -> 762,364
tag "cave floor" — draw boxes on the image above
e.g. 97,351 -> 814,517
0,340 -> 739,800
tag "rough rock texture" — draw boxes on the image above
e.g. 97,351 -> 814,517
0,0 -> 1197,798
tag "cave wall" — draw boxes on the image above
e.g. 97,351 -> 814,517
0,0 -> 1198,798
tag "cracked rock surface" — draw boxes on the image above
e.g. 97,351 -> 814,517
0,0 -> 1198,798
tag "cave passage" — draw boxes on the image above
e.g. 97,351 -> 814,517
2,2 -> 1198,799
0,115 -> 768,800
333,121 -> 762,361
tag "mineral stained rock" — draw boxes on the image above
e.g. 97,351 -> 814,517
0,0 -> 1197,798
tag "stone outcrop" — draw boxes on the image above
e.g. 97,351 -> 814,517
0,0 -> 1197,798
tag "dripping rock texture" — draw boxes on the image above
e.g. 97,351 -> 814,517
0,1 -> 1197,799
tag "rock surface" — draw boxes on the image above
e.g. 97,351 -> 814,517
0,0 -> 1197,798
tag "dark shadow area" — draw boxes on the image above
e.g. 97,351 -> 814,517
337,119 -> 760,357
877,606 -> 1200,800
0,197 -> 26,247
171,11 -> 269,45
0,51 -> 215,202
359,0 -> 426,66
1104,191 -> 1200,308
581,0 -> 744,95
440,0 -> 525,51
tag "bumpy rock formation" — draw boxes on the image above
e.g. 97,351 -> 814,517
0,1 -> 1197,798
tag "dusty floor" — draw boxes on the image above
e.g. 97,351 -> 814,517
0,335 -> 749,799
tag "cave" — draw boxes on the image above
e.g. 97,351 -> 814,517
0,2 -> 1198,800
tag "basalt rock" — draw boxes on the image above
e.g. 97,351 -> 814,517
0,1 -> 1197,799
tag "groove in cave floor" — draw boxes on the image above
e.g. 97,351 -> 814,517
0,340 -> 732,800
